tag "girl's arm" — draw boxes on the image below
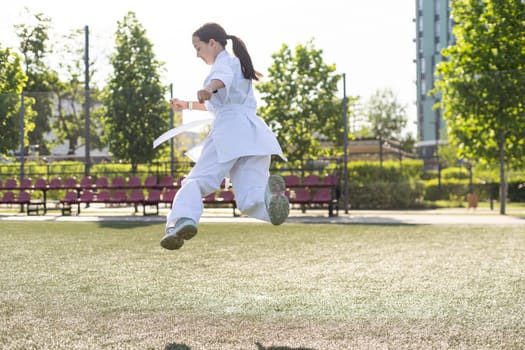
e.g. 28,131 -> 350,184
170,79 -> 225,110
170,98 -> 207,111
197,79 -> 225,103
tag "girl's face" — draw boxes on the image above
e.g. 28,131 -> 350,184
192,36 -> 222,65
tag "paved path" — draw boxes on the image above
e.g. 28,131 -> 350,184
1,207 -> 524,225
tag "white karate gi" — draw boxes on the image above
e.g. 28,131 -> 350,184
166,50 -> 286,226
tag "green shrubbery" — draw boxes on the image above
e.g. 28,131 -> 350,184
348,180 -> 426,209
0,160 -> 193,183
344,160 -> 425,209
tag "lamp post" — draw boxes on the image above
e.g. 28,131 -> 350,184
19,91 -> 25,179
169,83 -> 174,177
84,25 -> 91,177
342,73 -> 349,213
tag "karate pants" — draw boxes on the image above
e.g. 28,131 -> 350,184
166,138 -> 271,226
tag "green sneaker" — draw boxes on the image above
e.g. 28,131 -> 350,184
160,218 -> 198,250
265,175 -> 289,225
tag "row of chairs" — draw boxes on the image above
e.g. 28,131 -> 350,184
286,187 -> 338,216
0,175 -> 182,192
0,191 -> 31,206
0,173 -> 338,192
0,174 -> 339,216
284,174 -> 338,188
60,188 -> 175,216
0,190 -> 49,215
0,187 -> 335,216
60,188 -> 238,216
0,187 -> 173,216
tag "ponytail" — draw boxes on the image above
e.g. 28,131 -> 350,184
194,23 -> 261,81
228,35 -> 260,81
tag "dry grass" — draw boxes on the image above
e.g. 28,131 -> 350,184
1,221 -> 524,349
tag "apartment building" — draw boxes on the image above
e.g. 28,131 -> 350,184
414,0 -> 454,162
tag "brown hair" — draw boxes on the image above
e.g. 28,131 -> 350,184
193,22 -> 260,80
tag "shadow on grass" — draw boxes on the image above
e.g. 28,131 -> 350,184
164,343 -> 191,350
255,343 -> 316,350
96,220 -> 162,230
288,216 -> 423,226
163,343 -> 315,350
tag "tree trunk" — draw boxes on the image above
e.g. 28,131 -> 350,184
67,137 -> 77,155
499,129 -> 506,215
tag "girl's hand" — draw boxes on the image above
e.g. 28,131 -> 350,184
197,88 -> 213,103
170,98 -> 186,110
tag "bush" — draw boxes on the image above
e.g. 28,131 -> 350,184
423,178 -> 470,201
508,181 -> 525,202
421,169 -> 438,181
348,180 -> 425,209
348,159 -> 423,185
442,167 -> 469,180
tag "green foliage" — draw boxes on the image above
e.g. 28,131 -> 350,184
103,11 -> 169,172
436,139 -> 461,167
365,87 -> 408,140
441,166 -> 469,180
51,29 -> 105,154
348,159 -> 423,184
47,161 -> 85,179
424,178 -> 470,201
432,0 -> 525,213
349,180 -> 425,209
256,40 -> 348,168
90,162 -> 151,180
508,181 -> 525,202
400,133 -> 417,154
421,169 -> 438,181
0,45 -> 35,154
434,0 -> 525,168
344,160 -> 425,209
15,8 -> 59,155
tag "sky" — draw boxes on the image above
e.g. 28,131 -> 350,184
1,0 -> 417,134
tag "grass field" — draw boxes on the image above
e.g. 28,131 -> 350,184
1,221 -> 524,349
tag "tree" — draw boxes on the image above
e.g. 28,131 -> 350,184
0,45 -> 35,155
256,40 -> 345,168
103,12 -> 169,173
365,87 -> 408,178
52,28 -> 104,155
14,8 -> 60,155
366,88 -> 408,140
432,0 -> 525,214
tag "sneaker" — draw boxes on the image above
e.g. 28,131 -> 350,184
265,175 -> 289,225
160,217 -> 198,250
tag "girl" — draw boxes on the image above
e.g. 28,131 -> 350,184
161,22 -> 289,250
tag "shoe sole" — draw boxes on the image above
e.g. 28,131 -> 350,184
268,194 -> 289,225
160,224 -> 198,250
267,175 -> 289,225
160,235 -> 184,250
176,225 -> 198,240
268,174 -> 286,193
